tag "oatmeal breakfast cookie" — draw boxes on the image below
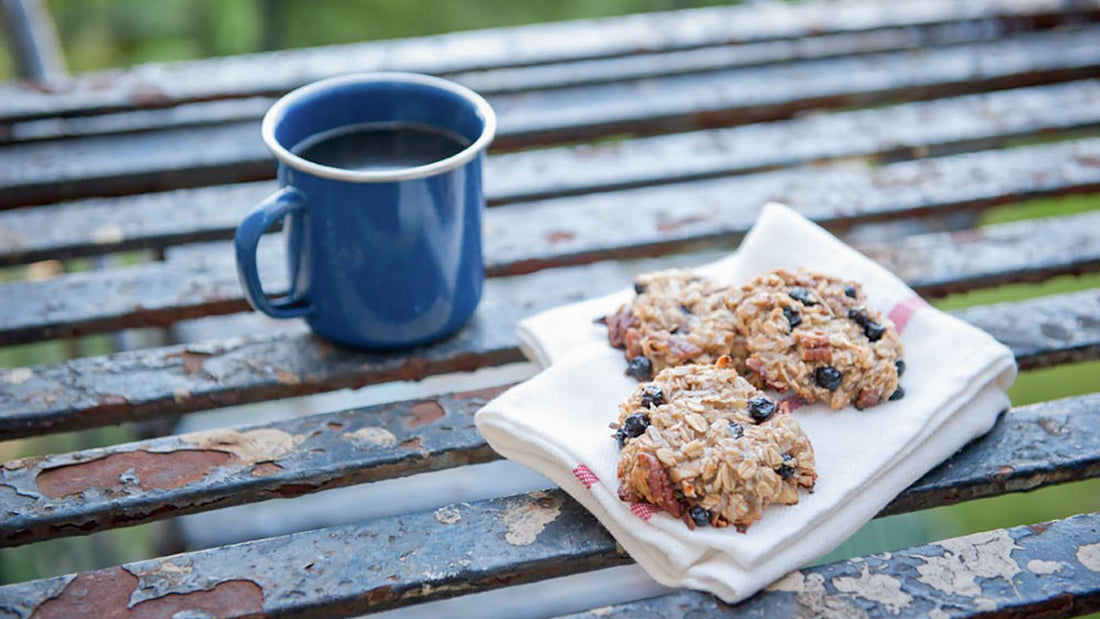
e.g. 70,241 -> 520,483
733,269 -> 905,410
613,358 -> 816,531
604,270 -> 741,381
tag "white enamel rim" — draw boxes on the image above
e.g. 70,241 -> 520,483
261,72 -> 497,183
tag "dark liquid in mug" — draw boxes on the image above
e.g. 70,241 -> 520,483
293,122 -> 470,172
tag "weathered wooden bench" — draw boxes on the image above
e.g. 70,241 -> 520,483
1,1 -> 1099,616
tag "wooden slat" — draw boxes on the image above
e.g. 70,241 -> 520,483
0,385 -> 506,547
0,251 -> 1097,440
2,80 -> 1098,267
0,499 -> 1095,618
858,209 -> 1100,298
5,15 -> 1086,145
1,0 -> 1093,123
4,139 -> 1100,346
882,394 -> 1100,517
2,27 -> 1099,208
484,142 -> 1100,280
1,490 -> 623,619
445,17 -> 1070,96
488,27 -> 1100,149
555,514 -> 1100,619
951,291 -> 1100,370
0,353 -> 1093,546
6,97 -> 274,144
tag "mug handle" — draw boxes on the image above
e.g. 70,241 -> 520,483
234,187 -> 311,319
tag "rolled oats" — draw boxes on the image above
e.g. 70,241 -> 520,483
731,269 -> 905,410
613,360 -> 816,531
605,270 -> 740,374
605,268 -> 907,411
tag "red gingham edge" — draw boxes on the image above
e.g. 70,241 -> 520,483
572,464 -> 599,489
888,295 -> 929,334
631,502 -> 659,521
572,464 -> 659,521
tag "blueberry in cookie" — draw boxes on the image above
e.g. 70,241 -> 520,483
604,270 -> 740,376
613,358 -> 816,531
732,269 -> 905,410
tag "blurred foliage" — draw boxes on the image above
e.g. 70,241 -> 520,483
0,0 -> 728,79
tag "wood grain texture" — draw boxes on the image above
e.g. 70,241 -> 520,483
0,498 -> 1095,618
2,140 -> 1099,345
2,28 -> 1099,207
2,0 -> 1093,122
0,379 -> 1093,547
0,260 -> 1096,440
2,80 -> 1097,266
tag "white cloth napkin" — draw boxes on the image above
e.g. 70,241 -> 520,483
475,203 -> 1017,603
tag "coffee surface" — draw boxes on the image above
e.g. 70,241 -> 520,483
294,122 -> 470,172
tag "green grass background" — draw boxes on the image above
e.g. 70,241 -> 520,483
0,2 -> 1097,610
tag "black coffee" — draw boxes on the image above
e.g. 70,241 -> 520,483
294,122 -> 470,172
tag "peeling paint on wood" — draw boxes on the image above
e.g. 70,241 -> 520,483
882,394 -> 1100,516
0,256 -> 1097,441
343,427 -> 397,449
407,401 -> 446,429
249,462 -> 282,478
832,566 -> 912,614
556,513 -> 1100,618
0,387 -> 502,545
503,492 -> 563,546
1079,543 -> 1100,572
915,530 -> 1021,598
2,368 -> 33,385
768,571 -> 871,618
180,428 -> 297,464
25,567 -> 262,619
35,450 -> 233,498
0,486 -> 1096,617
2,392 -> 1095,547
0,489 -> 623,617
435,506 -> 462,525
1027,559 -> 1064,575
3,20 -> 1062,145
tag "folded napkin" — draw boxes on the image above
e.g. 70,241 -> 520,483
476,203 -> 1016,603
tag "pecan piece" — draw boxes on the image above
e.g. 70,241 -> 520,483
747,354 -> 788,391
624,327 -> 644,359
801,346 -> 832,363
667,334 -> 704,360
797,331 -> 832,363
605,306 -> 637,349
640,452 -> 681,518
854,388 -> 881,410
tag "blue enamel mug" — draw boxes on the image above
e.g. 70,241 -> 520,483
234,73 -> 496,349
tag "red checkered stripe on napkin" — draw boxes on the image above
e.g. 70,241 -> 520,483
571,465 -> 657,521
631,502 -> 658,521
572,464 -> 599,489
889,295 -> 928,334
